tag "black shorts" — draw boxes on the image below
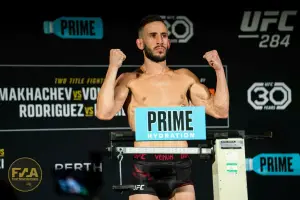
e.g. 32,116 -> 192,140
130,153 -> 193,198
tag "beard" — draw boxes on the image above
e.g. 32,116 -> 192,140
144,45 -> 168,63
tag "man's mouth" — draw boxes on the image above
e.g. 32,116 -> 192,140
155,46 -> 165,50
155,47 -> 165,53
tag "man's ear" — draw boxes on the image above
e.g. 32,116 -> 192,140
167,39 -> 171,49
136,38 -> 144,50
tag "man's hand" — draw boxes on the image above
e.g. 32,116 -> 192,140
203,50 -> 223,71
110,49 -> 126,68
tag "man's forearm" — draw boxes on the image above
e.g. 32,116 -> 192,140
96,65 -> 119,116
213,67 -> 229,117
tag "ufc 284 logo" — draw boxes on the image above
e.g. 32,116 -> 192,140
247,82 -> 292,110
238,10 -> 297,48
160,16 -> 193,43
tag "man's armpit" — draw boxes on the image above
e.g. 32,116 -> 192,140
116,72 -> 138,88
115,73 -> 126,87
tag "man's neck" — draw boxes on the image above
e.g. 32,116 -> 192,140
142,58 -> 168,75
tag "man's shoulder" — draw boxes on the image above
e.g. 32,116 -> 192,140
117,69 -> 141,86
173,68 -> 199,82
121,69 -> 141,79
174,68 -> 193,75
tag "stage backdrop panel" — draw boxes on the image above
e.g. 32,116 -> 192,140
0,4 -> 299,200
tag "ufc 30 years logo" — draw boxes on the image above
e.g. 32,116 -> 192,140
160,16 -> 193,43
247,82 -> 292,110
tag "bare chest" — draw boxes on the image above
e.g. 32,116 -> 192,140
128,74 -> 192,106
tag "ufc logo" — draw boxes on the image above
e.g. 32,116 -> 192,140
134,154 -> 146,160
240,10 -> 297,32
133,184 -> 145,190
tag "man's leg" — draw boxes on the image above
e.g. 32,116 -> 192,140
169,185 -> 196,200
170,157 -> 195,200
130,194 -> 160,200
130,157 -> 159,200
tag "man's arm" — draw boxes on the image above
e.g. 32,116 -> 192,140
183,50 -> 229,118
96,69 -> 130,120
96,49 -> 129,120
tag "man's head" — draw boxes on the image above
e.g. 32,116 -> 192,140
136,15 -> 170,63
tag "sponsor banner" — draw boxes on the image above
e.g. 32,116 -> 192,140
246,153 -> 300,176
135,106 -> 206,141
0,65 -> 228,132
43,16 -> 104,40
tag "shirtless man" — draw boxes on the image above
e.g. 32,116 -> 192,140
96,15 -> 229,200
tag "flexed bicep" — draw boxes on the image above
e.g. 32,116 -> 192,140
176,67 -> 226,119
189,83 -> 227,119
189,83 -> 216,116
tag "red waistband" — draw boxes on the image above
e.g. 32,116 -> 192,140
133,154 -> 189,162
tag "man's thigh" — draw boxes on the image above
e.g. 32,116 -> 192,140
169,185 -> 196,200
129,194 -> 160,200
130,159 -> 160,200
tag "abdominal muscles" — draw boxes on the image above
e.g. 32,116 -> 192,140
126,90 -> 189,147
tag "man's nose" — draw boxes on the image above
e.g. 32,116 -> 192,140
156,35 -> 163,44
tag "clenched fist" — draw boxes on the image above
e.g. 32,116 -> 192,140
109,49 -> 126,68
203,50 -> 223,71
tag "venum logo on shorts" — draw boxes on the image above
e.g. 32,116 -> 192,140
160,16 -> 194,43
247,82 -> 292,111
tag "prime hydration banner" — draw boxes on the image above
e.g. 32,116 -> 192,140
135,106 -> 206,141
43,17 -> 104,39
246,153 -> 300,176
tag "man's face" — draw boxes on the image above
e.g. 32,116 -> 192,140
141,21 -> 170,62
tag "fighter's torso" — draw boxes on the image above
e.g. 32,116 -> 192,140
123,68 -> 194,147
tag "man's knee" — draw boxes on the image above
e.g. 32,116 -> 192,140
175,184 -> 195,193
170,185 -> 195,200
